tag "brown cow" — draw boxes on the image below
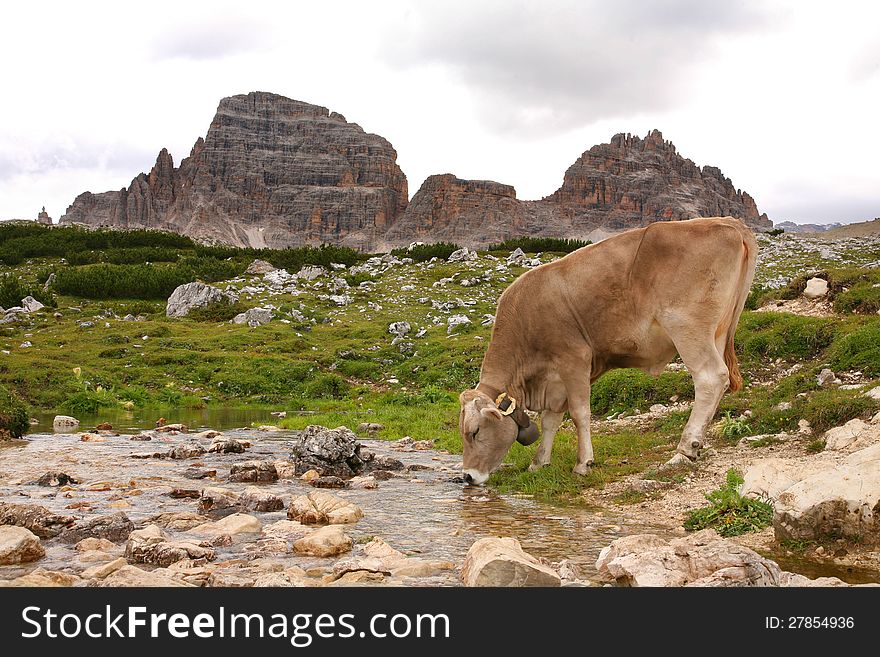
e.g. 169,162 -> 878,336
458,216 -> 757,484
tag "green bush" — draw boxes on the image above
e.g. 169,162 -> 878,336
486,236 -> 591,254
391,242 -> 462,262
717,412 -> 752,440
736,312 -> 836,362
0,274 -> 55,309
590,370 -> 694,416
303,373 -> 350,399
684,469 -> 773,537
53,263 -> 193,299
827,321 -> 880,377
766,228 -> 784,236
61,388 -> 116,415
187,299 -> 251,322
178,256 -> 247,283
66,246 -> 182,266
0,384 -> 29,439
800,388 -> 878,434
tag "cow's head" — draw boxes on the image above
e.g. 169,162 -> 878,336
458,389 -> 540,485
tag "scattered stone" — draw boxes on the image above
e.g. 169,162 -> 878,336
287,491 -> 363,525
190,513 -> 262,538
130,432 -> 154,441
207,572 -> 255,587
198,487 -> 241,516
446,314 -> 471,334
95,422 -> 113,430
125,525 -> 215,567
245,259 -> 276,275
21,296 -> 44,313
865,386 -> 880,402
208,438 -> 246,454
166,282 -> 236,318
82,557 -> 128,580
293,525 -> 352,557
448,247 -> 478,262
184,467 -> 217,480
774,401 -> 792,412
98,565 -> 190,587
369,455 -> 404,471
803,277 -> 829,299
239,487 -> 285,512
817,368 -> 839,387
356,422 -> 384,435
167,442 -> 205,459
0,502 -> 76,538
349,476 -> 378,490
75,538 -> 117,552
462,537 -> 560,587
296,265 -> 326,281
228,460 -> 278,483
0,568 -> 80,587
146,512 -> 210,532
232,307 -> 274,327
60,512 -> 134,544
824,418 -> 871,451
300,469 -> 320,482
310,476 -> 349,489
0,526 -> 45,565
169,488 -> 201,499
288,425 -> 365,478
35,471 -> 79,487
52,415 -> 80,432
595,530 -> 850,587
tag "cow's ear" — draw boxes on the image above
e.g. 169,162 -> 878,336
479,407 -> 504,421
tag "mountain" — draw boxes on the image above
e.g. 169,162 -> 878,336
62,93 -> 770,249
61,92 -> 408,249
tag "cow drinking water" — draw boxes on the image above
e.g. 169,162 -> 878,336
459,216 -> 757,485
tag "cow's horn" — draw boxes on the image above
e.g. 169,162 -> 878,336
516,421 -> 540,446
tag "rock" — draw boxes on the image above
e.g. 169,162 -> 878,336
253,572 -> 308,587
446,314 -> 471,334
207,572 -> 256,587
368,455 -> 404,471
239,487 -> 285,512
190,513 -> 262,538
208,438 -> 246,454
803,277 -> 829,299
384,133 -> 768,250
388,321 -> 411,338
865,386 -> 880,401
21,296 -> 44,313
356,422 -> 384,435
232,307 -> 274,327
261,520 -> 312,541
245,259 -> 276,275
596,530 -> 849,587
61,92 -> 408,251
35,470 -> 79,486
184,467 -> 217,480
75,537 -> 117,552
0,526 -> 45,565
155,423 -> 188,433
293,525 -> 353,557
0,569 -> 80,587
817,368 -> 838,386
228,460 -> 278,483
462,537 -> 560,587
167,442 -> 205,459
124,525 -> 215,567
349,476 -> 378,490
0,502 -> 76,538
95,422 -> 113,430
507,247 -> 525,262
287,491 -> 363,525
288,425 -> 365,478
146,512 -> 210,532
297,265 -> 326,281
300,469 -> 320,482
772,443 -> 880,543
169,488 -> 201,499
311,476 -> 349,489
165,282 -> 235,318
60,512 -> 134,544
52,415 -> 79,432
824,418 -> 871,451
99,565 -> 190,587
198,487 -> 241,515
82,557 -> 128,580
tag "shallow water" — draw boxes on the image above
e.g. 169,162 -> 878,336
0,427 -> 648,585
31,407 -> 282,435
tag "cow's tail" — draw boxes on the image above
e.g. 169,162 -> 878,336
723,232 -> 756,393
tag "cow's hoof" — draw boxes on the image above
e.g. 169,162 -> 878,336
572,463 -> 591,476
528,462 -> 549,472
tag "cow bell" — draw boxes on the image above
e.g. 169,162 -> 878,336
516,421 -> 540,446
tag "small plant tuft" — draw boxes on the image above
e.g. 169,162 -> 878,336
684,469 -> 773,537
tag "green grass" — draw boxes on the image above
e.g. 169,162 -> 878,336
0,383 -> 29,439
684,469 -> 773,537
716,411 -> 752,441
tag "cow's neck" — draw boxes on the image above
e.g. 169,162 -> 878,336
476,343 -> 515,401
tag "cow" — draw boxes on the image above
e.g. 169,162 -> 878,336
458,216 -> 757,485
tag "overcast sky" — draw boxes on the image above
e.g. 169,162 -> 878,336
1,0 -> 878,225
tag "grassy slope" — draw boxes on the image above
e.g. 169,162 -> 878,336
1,232 -> 879,502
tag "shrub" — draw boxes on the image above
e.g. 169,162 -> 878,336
716,412 -> 752,440
0,274 -> 55,309
0,384 -> 29,439
486,236 -> 591,254
590,370 -> 694,416
53,264 -> 193,299
61,388 -> 116,415
799,388 -> 878,434
66,246 -> 182,266
187,299 -> 251,322
766,228 -> 784,236
391,242 -> 462,262
683,469 -> 773,537
178,256 -> 247,283
303,373 -> 350,399
736,312 -> 836,362
827,321 -> 880,377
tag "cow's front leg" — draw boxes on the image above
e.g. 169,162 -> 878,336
564,384 -> 594,476
528,410 -> 564,471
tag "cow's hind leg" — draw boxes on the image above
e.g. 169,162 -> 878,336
672,335 -> 729,460
528,410 -> 565,472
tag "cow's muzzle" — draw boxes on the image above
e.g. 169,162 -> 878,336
516,421 -> 540,446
